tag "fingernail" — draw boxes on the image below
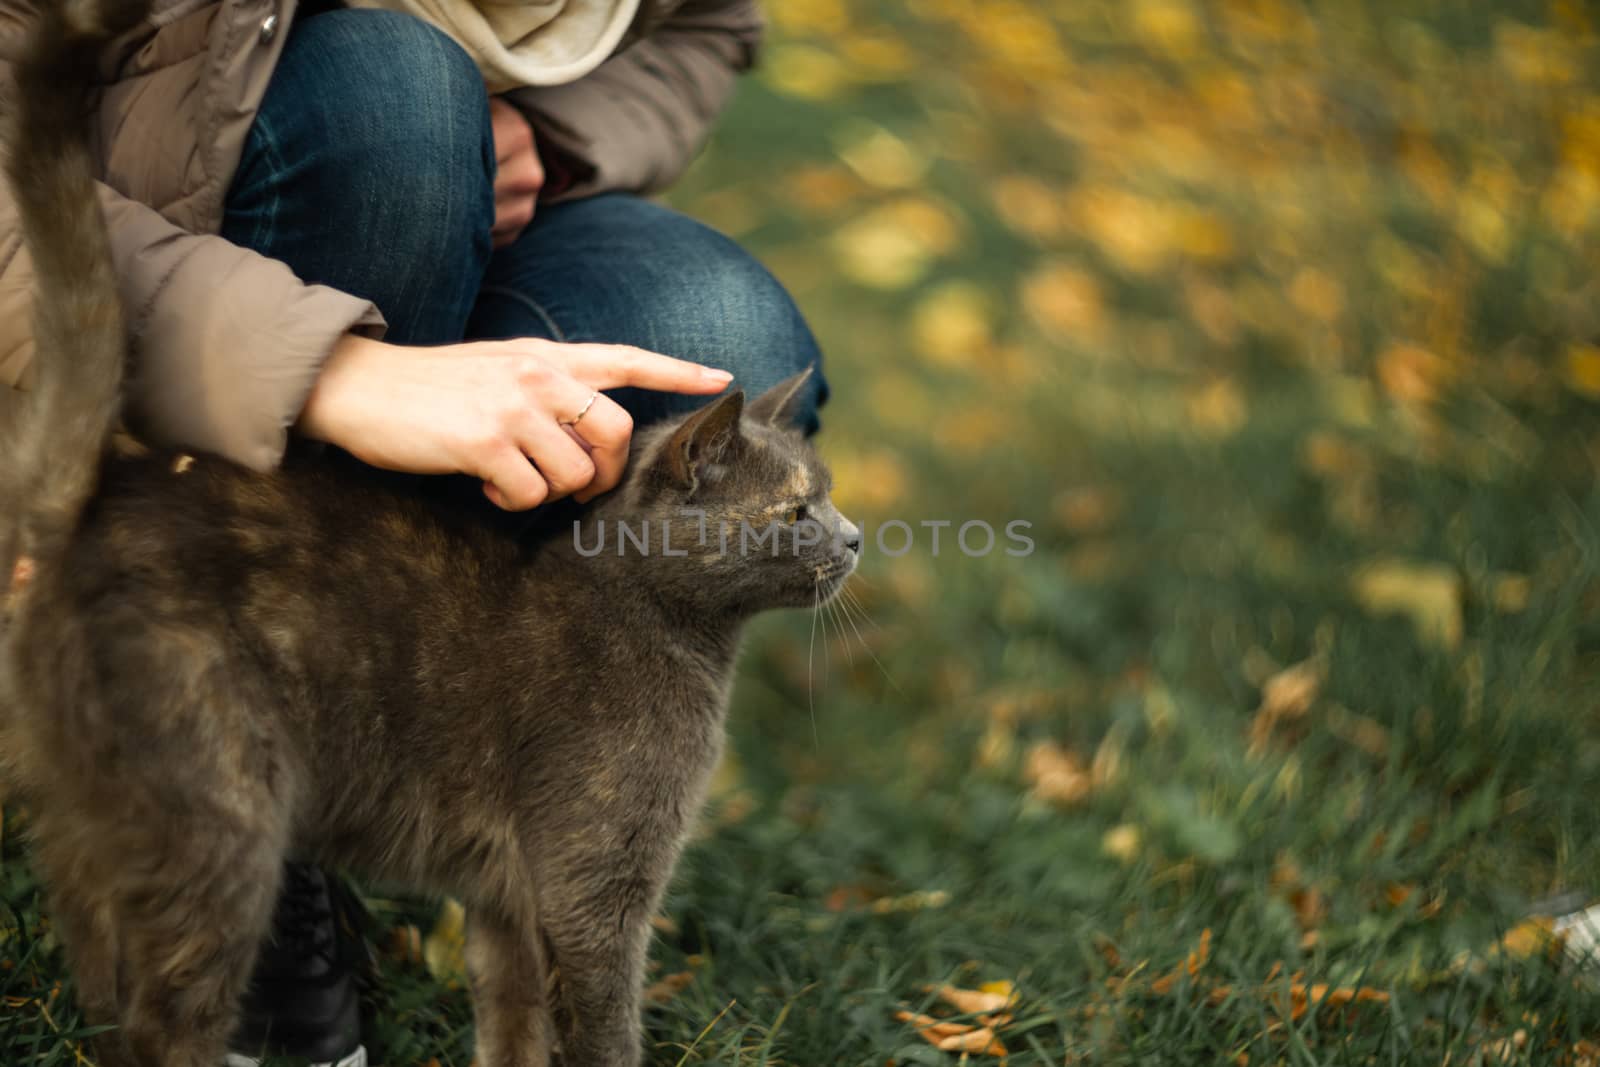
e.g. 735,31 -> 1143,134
702,367 -> 733,383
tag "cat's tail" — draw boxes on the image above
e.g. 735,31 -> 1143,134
0,0 -> 150,572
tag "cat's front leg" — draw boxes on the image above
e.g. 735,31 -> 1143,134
540,874 -> 657,1067
465,908 -> 555,1067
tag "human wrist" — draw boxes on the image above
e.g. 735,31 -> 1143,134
297,332 -> 389,446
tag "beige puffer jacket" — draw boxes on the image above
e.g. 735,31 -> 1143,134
0,0 -> 760,470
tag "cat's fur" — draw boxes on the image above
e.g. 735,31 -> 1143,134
0,3 -> 859,1065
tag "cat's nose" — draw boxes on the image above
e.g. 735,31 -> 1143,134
838,517 -> 862,554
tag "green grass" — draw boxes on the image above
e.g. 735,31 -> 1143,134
6,0 -> 1600,1063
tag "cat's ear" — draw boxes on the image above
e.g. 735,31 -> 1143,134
664,389 -> 745,490
745,367 -> 814,430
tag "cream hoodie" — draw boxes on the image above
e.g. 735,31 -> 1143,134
350,0 -> 642,92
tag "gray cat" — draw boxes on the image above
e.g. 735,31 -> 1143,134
0,2 -> 860,1065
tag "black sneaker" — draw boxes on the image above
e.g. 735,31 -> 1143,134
226,863 -> 367,1067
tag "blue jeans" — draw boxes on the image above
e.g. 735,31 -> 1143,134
220,8 -> 827,435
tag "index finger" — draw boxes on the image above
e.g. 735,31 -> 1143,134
547,344 -> 733,395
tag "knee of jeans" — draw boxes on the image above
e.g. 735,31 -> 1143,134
660,237 -> 830,433
292,10 -> 495,244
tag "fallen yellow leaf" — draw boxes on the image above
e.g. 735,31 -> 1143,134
423,898 -> 466,982
928,982 -> 1018,1016
1102,823 -> 1142,863
1024,740 -> 1092,806
1352,560 -> 1463,650
1497,916 -> 1566,961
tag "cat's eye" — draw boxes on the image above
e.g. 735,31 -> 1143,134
784,505 -> 808,525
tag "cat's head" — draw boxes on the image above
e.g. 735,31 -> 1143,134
591,369 -> 860,614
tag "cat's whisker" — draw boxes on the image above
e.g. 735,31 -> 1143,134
841,582 -> 882,630
807,579 -> 820,749
825,593 -> 855,668
816,576 -> 832,689
837,584 -> 902,695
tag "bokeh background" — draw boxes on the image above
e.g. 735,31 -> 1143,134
6,0 -> 1600,1063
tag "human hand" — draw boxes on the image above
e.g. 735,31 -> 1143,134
298,334 -> 733,509
489,97 -> 542,249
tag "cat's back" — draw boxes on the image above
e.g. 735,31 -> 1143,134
51,449 -> 527,669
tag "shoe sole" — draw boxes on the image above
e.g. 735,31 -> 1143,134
223,1045 -> 367,1067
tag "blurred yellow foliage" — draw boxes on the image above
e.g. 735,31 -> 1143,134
911,281 -> 993,368
1188,378 -> 1248,439
1376,342 -> 1452,408
768,0 -> 849,36
838,35 -> 915,78
829,197 -> 962,289
990,175 -> 1066,243
762,44 -> 850,101
1289,268 -> 1345,323
1564,344 -> 1600,399
1134,0 -> 1203,59
833,121 -> 929,190
829,448 -> 911,513
1021,261 -> 1106,343
1494,23 -> 1579,87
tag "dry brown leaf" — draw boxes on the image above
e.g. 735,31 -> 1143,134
894,1009 -> 976,1042
1151,928 -> 1212,994
1279,982 -> 1390,1021
644,970 -> 695,1004
1093,934 -> 1123,972
1024,740 -> 1092,806
1248,657 -> 1324,755
388,923 -> 423,967
935,1027 -> 1007,1055
823,885 -> 874,913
